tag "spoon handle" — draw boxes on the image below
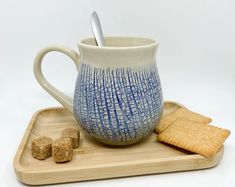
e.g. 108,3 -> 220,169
91,11 -> 106,46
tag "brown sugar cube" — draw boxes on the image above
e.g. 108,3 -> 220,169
61,128 -> 80,149
31,136 -> 52,160
157,119 -> 230,157
155,108 -> 212,134
52,138 -> 73,163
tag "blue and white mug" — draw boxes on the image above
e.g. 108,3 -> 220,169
33,37 -> 163,146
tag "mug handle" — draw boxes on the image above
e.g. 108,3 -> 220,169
33,45 -> 80,114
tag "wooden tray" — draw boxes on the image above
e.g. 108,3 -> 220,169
14,102 -> 224,185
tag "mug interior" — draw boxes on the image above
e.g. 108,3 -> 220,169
80,37 -> 157,48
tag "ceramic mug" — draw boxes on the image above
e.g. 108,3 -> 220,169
33,37 -> 163,146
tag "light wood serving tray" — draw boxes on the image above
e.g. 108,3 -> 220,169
14,102 -> 224,185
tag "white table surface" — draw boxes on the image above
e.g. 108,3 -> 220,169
0,0 -> 234,186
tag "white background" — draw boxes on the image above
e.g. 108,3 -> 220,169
0,0 -> 234,186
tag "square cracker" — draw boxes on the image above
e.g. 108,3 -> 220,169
155,108 -> 212,134
157,119 -> 230,157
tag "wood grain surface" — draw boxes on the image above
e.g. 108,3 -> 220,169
13,101 -> 224,185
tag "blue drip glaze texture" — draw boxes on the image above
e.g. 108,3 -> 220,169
73,63 -> 163,146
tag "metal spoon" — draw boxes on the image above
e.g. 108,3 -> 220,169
91,11 -> 106,46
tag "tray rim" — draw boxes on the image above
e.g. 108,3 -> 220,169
13,102 -> 224,185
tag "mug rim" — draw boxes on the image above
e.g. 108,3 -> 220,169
79,36 -> 158,50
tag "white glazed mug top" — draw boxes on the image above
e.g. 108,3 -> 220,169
79,37 -> 158,49
78,37 -> 159,68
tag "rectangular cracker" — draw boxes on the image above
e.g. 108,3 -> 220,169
155,108 -> 212,134
157,119 -> 230,157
